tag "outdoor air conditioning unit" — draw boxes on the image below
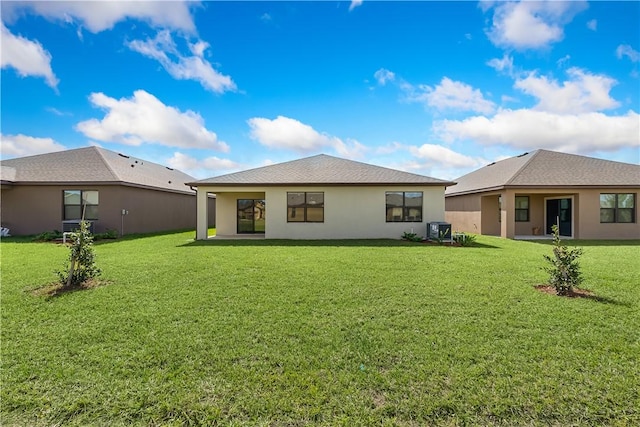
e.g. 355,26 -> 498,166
427,222 -> 452,242
62,220 -> 94,233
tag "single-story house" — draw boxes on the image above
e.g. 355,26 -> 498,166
187,154 -> 454,240
445,149 -> 640,240
0,146 -> 215,236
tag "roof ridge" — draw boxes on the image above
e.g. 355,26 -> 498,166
92,146 -> 122,182
504,150 -> 541,186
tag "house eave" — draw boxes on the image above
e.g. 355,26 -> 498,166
5,180 -> 196,195
446,183 -> 640,197
187,181 -> 455,188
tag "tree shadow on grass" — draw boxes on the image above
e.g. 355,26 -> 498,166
29,279 -> 113,299
534,285 -> 630,306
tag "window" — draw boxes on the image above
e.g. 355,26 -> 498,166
63,190 -> 98,220
385,192 -> 423,222
515,196 -> 529,222
600,193 -> 635,223
287,192 -> 324,222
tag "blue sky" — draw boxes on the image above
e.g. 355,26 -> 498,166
1,1 -> 639,180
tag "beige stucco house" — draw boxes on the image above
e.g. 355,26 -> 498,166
188,154 -> 454,240
445,150 -> 640,240
0,147 -> 215,236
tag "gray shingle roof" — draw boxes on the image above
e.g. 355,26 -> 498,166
189,154 -> 454,186
446,149 -> 640,196
0,146 -> 196,194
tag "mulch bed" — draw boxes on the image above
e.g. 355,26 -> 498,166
30,279 -> 112,297
534,284 -> 595,298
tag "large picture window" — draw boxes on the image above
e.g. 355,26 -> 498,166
287,192 -> 324,222
64,190 -> 99,220
515,196 -> 529,222
385,192 -> 423,222
600,193 -> 635,223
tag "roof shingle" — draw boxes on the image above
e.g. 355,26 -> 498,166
446,149 -> 640,196
0,147 -> 195,194
189,154 -> 454,186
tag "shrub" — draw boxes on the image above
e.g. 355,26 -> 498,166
95,229 -> 118,240
57,221 -> 101,287
33,230 -> 63,242
454,232 -> 477,247
401,231 -> 423,242
543,225 -> 583,295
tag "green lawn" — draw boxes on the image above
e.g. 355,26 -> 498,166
2,232 -> 639,426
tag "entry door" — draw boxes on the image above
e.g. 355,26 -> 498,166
546,198 -> 572,237
237,199 -> 266,234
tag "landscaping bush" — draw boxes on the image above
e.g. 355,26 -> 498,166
454,232 -> 477,246
543,225 -> 583,295
401,231 -> 423,242
33,230 -> 63,242
57,221 -> 101,287
94,229 -> 118,240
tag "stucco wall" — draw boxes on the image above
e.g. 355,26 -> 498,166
575,188 -> 639,239
215,192 -> 265,236
445,188 -> 639,240
445,194 -> 483,234
0,184 -> 210,236
205,185 -> 446,239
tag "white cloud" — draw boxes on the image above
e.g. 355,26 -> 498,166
247,116 -> 366,158
616,44 -> 640,63
46,107 -> 72,116
349,1 -> 363,12
0,133 -> 66,159
260,13 -> 272,23
3,1 -> 196,33
556,55 -> 571,68
374,68 -> 395,85
586,19 -> 597,31
127,31 -> 236,94
167,152 -> 240,178
75,90 -> 229,151
375,141 -> 407,155
405,77 -> 496,114
409,144 -> 486,169
435,109 -> 640,153
515,68 -> 619,114
0,23 -> 58,88
484,1 -> 588,50
501,95 -> 519,104
487,54 -> 514,75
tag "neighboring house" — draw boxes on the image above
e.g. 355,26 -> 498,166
0,147 -> 215,236
445,149 -> 640,240
187,154 -> 454,240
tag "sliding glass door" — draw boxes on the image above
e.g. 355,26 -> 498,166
237,199 -> 266,234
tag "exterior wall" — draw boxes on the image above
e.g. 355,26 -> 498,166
0,184 -> 209,236
200,185 -> 447,239
575,188 -> 639,239
116,186 -> 199,235
514,193 -> 546,236
445,194 -> 483,234
445,187 -> 640,240
481,195 -> 501,236
215,192 -> 265,236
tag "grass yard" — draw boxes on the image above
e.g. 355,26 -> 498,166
1,231 -> 639,426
